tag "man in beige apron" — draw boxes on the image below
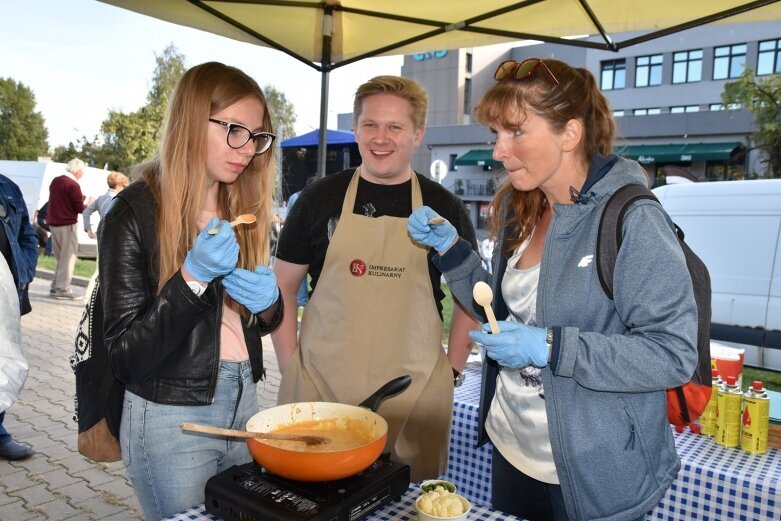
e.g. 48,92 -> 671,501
272,76 -> 478,482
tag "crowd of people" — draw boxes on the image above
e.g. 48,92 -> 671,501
2,57 -> 698,521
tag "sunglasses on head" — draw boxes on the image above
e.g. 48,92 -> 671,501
494,58 -> 559,85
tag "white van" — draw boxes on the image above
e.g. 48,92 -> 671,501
0,160 -> 111,258
653,179 -> 781,371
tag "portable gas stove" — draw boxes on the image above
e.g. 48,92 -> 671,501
204,453 -> 410,521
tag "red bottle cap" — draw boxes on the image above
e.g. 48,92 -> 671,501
726,375 -> 737,385
712,368 -> 719,377
752,381 -> 764,391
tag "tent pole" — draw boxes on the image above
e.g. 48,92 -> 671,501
317,6 -> 334,178
317,70 -> 329,178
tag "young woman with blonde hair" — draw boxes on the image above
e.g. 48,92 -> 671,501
98,61 -> 283,520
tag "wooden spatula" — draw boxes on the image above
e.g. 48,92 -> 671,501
181,422 -> 329,445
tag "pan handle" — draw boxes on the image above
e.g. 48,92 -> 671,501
358,375 -> 412,412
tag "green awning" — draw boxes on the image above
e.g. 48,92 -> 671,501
614,142 -> 742,164
454,149 -> 502,169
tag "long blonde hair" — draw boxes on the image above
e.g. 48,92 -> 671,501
475,59 -> 615,253
139,62 -> 276,317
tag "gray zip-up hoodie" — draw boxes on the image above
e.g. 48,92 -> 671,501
436,156 -> 698,521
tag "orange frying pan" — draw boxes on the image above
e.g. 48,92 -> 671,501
245,375 -> 411,481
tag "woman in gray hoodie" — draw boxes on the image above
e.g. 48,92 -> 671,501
408,58 -> 697,521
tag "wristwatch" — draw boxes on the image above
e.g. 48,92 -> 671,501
452,367 -> 465,388
546,327 -> 554,363
186,280 -> 207,297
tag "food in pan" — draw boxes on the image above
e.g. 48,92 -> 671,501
261,418 -> 377,452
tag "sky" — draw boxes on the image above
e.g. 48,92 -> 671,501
0,0 -> 403,149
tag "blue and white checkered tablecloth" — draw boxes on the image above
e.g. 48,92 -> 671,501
167,365 -> 780,521
444,365 -> 494,507
447,366 -> 781,521
165,483 -> 522,520
648,429 -> 780,520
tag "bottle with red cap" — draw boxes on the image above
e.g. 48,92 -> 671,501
700,368 -> 722,437
716,375 -> 742,447
741,380 -> 770,454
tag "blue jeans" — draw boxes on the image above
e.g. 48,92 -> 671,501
120,360 -> 257,520
296,276 -> 309,307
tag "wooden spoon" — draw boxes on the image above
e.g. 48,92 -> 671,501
428,216 -> 447,225
207,214 -> 257,234
180,422 -> 329,445
472,281 -> 500,334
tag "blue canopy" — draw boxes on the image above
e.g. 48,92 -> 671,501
281,129 -> 355,148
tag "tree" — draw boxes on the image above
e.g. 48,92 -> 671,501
722,68 -> 781,178
98,44 -> 186,172
0,78 -> 49,160
262,85 -> 297,202
263,85 -> 296,142
52,134 -> 114,169
54,44 -> 186,172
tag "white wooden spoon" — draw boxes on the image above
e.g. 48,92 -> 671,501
207,213 -> 256,234
473,281 -> 500,334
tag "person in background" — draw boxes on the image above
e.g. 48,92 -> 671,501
408,58 -> 697,520
47,158 -> 90,299
0,172 -> 38,460
83,172 -> 129,240
285,175 -> 318,307
268,212 -> 283,264
272,75 -> 479,482
99,62 -> 283,520
32,202 -> 51,255
480,235 -> 496,273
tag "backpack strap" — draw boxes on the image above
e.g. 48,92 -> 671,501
596,184 -> 658,300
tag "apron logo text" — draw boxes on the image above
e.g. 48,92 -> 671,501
348,260 -> 407,279
367,264 -> 406,279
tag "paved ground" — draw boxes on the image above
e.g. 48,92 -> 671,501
0,273 -> 282,520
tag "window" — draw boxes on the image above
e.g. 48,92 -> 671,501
672,50 -> 702,83
478,203 -> 491,230
713,44 -> 746,80
612,110 -> 625,117
449,154 -> 458,171
465,51 -> 473,74
710,102 -> 741,111
635,54 -> 663,87
601,60 -> 626,90
758,39 -> 781,75
670,105 -> 700,113
463,77 -> 472,116
633,108 -> 661,116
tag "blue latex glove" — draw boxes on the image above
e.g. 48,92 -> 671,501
183,217 -> 239,283
469,321 -> 549,369
407,205 -> 458,253
222,266 -> 280,314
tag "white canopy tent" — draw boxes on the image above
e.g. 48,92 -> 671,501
98,0 -> 781,176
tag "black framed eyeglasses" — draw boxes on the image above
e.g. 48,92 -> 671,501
208,118 -> 276,155
494,58 -> 559,85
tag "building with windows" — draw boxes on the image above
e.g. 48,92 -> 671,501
375,20 -> 780,234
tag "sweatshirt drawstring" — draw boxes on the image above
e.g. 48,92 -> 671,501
625,423 -> 636,451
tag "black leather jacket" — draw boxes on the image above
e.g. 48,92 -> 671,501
98,181 -> 282,405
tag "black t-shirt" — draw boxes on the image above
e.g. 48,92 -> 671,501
277,169 -> 478,316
